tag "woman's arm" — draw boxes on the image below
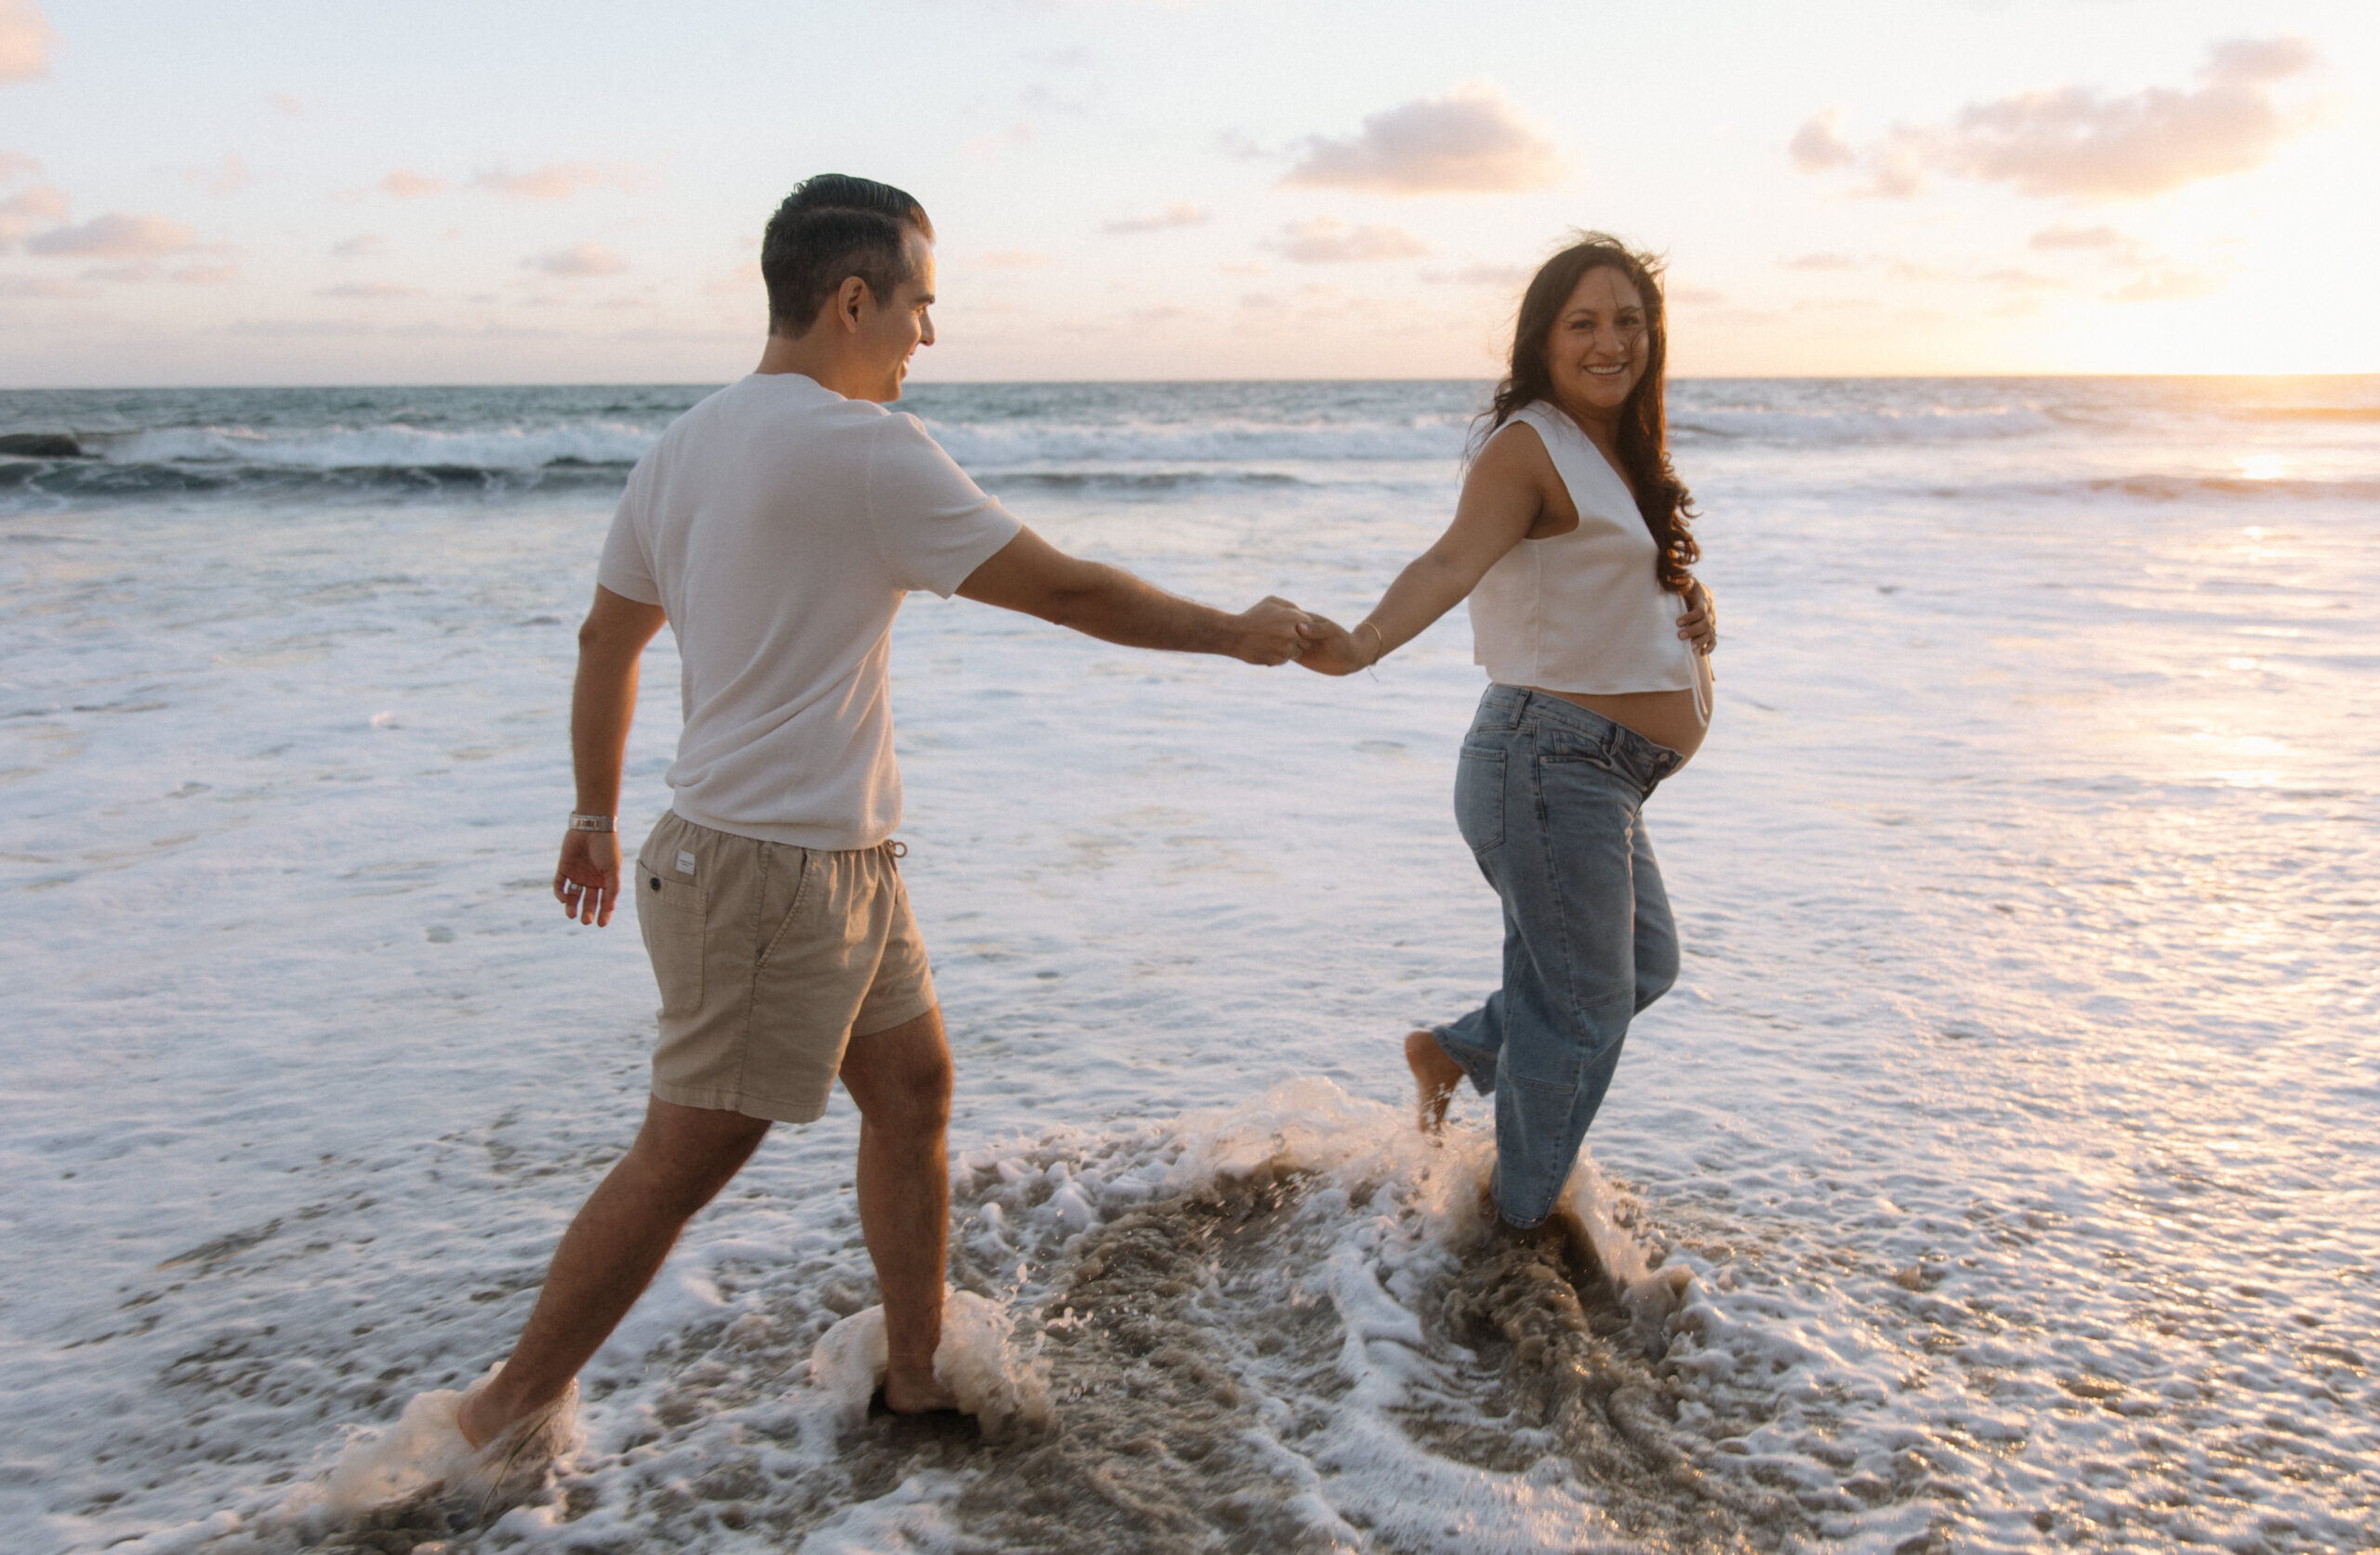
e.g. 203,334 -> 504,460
1301,424 -> 1552,676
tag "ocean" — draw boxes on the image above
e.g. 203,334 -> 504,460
2,376 -> 2375,1553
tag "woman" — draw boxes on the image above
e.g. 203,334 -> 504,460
1302,233 -> 1716,1232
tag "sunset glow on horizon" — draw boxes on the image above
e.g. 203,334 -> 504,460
1,0 -> 2373,387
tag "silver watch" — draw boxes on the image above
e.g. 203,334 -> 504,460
568,812 -> 615,833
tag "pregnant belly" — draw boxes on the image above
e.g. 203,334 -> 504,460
1538,655 -> 1712,764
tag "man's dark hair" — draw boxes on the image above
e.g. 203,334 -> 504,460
760,174 -> 934,337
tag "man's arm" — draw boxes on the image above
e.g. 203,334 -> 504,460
555,585 -> 669,927
953,526 -> 1311,665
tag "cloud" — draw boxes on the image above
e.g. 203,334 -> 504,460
2109,268 -> 2228,303
267,92 -> 303,116
963,122 -> 1038,162
525,242 -> 628,277
1103,202 -> 1207,234
1280,80 -> 1570,194
1802,37 -> 2320,201
24,211 -> 196,257
317,281 -> 422,299
189,153 -> 250,196
380,168 -> 446,199
970,249 -> 1051,270
331,232 -> 384,258
1668,284 -> 1727,307
702,260 -> 761,296
1787,110 -> 1856,173
0,179 -> 66,242
1779,251 -> 1858,271
1267,218 -> 1430,264
0,272 -> 81,297
472,162 -> 655,201
1,0 -> 60,83
171,262 -> 238,285
1983,268 -> 2065,291
2029,223 -> 2138,257
1422,261 -> 1530,288
0,149 -> 36,180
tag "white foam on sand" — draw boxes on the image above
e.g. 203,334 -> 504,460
808,1289 -> 1055,1438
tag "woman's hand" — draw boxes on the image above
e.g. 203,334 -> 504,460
1294,615 -> 1371,676
1677,581 -> 1718,654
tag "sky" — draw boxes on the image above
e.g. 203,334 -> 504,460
1,0 -> 2373,386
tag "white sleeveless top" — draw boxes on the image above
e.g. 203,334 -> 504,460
1468,401 -> 1700,698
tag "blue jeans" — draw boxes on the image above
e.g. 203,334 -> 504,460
1433,685 -> 1685,1229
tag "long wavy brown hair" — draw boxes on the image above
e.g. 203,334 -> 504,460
1477,232 -> 1699,595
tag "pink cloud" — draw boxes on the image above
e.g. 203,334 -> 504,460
1779,252 -> 1858,271
380,169 -> 446,199
1801,37 -> 2321,201
1,0 -> 60,84
188,153 -> 250,197
0,179 -> 67,242
25,211 -> 196,257
2030,223 -> 2137,253
472,162 -> 655,201
1787,110 -> 1856,173
525,242 -> 628,277
1104,202 -> 1207,234
1268,218 -> 1429,264
318,281 -> 422,299
2110,268 -> 2229,303
172,262 -> 238,285
1283,80 -> 1570,194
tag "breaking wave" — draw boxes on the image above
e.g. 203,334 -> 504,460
129,1080 -> 1854,1554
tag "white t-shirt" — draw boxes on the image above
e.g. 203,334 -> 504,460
597,373 -> 1022,850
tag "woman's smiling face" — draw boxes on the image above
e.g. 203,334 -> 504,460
1543,264 -> 1648,427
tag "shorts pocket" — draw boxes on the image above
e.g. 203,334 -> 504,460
1454,747 -> 1507,856
635,861 -> 708,1015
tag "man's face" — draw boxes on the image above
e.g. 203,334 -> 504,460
857,228 -> 936,402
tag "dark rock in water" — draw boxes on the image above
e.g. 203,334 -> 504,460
0,432 -> 87,458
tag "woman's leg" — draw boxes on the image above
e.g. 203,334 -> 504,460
1485,748 -> 1648,1229
1631,821 -> 1679,1013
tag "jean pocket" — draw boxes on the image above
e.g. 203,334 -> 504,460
1454,747 -> 1507,855
635,861 -> 708,1015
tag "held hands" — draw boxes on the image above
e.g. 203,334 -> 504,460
1233,595 -> 1324,666
554,828 -> 623,927
1291,615 -> 1373,677
1677,581 -> 1718,654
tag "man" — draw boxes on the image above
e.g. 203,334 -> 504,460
445,175 -> 1312,1457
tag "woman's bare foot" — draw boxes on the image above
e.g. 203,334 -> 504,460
1405,1029 -> 1464,1136
882,1359 -> 959,1414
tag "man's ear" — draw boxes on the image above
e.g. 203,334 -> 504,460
835,274 -> 871,333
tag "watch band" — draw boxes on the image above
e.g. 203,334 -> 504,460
568,812 -> 615,833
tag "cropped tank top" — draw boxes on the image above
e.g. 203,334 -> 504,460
1468,400 -> 1702,703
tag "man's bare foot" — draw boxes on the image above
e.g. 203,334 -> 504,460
1405,1029 -> 1464,1136
882,1361 -> 959,1414
453,1365 -> 578,1464
455,1376 -> 506,1450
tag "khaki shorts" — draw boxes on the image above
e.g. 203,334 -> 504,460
634,811 -> 936,1125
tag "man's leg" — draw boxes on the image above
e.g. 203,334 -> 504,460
836,1006 -> 957,1412
456,1097 -> 771,1446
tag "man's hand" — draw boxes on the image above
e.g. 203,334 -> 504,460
1292,615 -> 1370,677
1233,596 -> 1319,666
1677,581 -> 1718,654
555,828 -> 624,927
